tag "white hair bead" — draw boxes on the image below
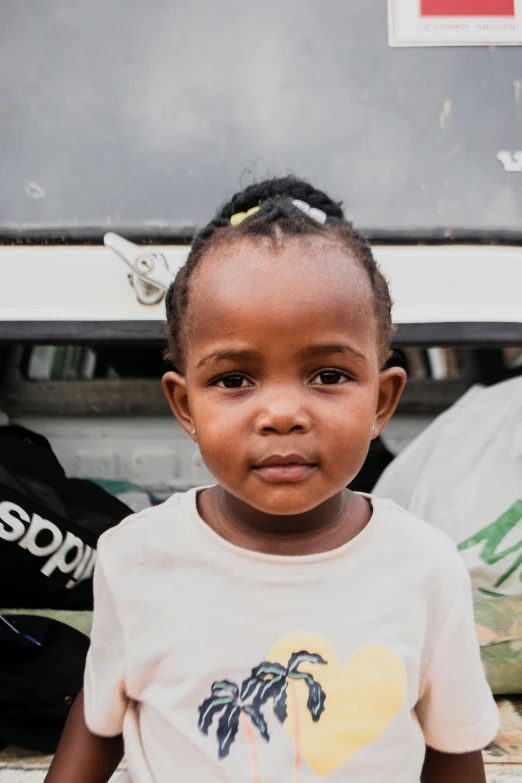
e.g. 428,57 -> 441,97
292,199 -> 327,224
292,199 -> 310,214
308,207 -> 327,224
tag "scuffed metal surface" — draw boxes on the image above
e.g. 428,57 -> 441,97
0,0 -> 521,236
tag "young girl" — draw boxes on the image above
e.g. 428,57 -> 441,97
46,177 -> 498,783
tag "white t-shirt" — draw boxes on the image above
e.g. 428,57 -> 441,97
84,489 -> 498,783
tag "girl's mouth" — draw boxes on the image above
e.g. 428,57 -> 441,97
253,464 -> 317,482
251,455 -> 318,483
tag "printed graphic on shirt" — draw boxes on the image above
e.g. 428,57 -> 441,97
198,632 -> 406,779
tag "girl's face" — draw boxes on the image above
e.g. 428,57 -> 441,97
163,236 -> 405,516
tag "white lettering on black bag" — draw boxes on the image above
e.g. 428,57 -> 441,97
0,426 -> 130,609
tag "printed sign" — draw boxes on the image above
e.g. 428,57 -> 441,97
421,0 -> 514,14
388,0 -> 522,46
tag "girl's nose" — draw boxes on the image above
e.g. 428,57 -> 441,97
254,391 -> 312,435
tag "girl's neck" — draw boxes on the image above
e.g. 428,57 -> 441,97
197,486 -> 372,557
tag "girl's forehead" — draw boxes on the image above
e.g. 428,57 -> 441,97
188,236 -> 373,312
185,237 -> 378,358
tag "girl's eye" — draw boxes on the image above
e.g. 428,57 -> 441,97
215,374 -> 252,389
311,370 -> 349,386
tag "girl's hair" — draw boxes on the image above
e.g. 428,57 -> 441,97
165,176 -> 393,370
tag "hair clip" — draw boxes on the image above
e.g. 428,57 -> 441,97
230,206 -> 260,226
292,199 -> 327,224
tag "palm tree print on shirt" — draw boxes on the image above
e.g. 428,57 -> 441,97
242,651 -> 327,724
244,651 -> 327,783
198,680 -> 269,759
198,650 -> 327,782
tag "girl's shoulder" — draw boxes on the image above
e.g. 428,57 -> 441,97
369,494 -> 469,581
96,488 -> 197,564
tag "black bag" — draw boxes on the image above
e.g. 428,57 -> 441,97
0,614 -> 90,753
348,435 -> 394,494
0,426 -> 131,610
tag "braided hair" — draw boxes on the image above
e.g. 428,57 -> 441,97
166,176 -> 393,370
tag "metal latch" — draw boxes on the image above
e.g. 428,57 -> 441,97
104,232 -> 174,305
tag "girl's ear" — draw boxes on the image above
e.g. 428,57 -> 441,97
373,367 -> 407,437
162,371 -> 195,437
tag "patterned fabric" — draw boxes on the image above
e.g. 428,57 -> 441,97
476,597 -> 522,695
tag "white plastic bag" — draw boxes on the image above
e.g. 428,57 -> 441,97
374,377 -> 522,598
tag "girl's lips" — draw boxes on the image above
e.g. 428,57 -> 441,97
252,464 -> 317,482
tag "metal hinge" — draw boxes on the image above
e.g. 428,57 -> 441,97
104,232 -> 174,305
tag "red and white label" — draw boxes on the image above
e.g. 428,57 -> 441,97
389,0 -> 522,45
421,0 -> 514,15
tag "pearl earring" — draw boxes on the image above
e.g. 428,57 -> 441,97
191,429 -> 196,437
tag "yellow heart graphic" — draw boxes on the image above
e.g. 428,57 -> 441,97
267,633 -> 406,778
